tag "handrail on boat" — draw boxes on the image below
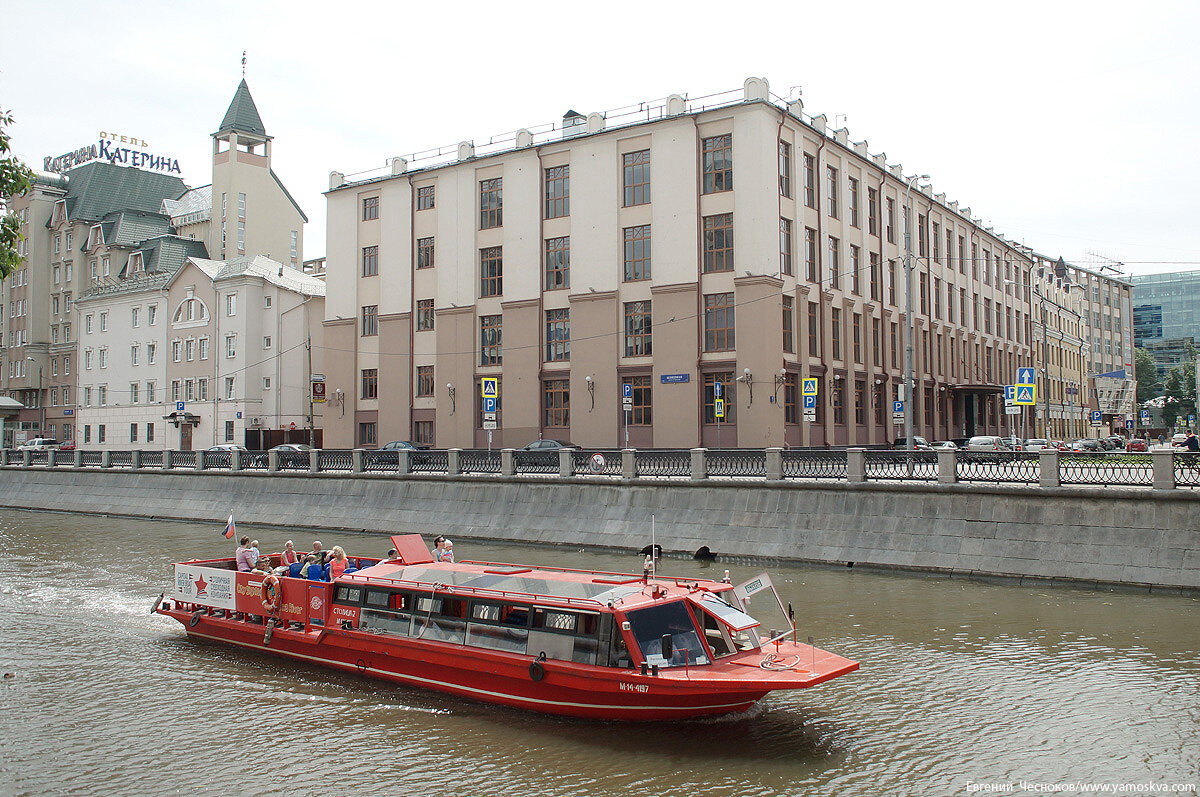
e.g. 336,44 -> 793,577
457,559 -> 730,590
339,573 -> 611,608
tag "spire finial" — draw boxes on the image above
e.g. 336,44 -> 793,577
241,51 -> 246,78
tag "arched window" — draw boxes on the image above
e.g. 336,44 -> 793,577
172,295 -> 210,327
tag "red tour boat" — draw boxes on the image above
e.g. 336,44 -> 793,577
155,534 -> 858,720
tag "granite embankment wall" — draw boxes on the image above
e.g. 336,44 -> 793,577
1,468 -> 1196,592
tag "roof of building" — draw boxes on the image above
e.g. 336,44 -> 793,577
78,235 -> 209,301
56,161 -> 188,226
162,185 -> 213,219
271,169 -> 308,223
181,254 -> 326,298
217,79 -> 268,138
98,210 -> 173,248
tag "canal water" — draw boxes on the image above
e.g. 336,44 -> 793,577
0,509 -> 1196,797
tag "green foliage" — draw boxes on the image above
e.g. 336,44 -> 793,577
1134,347 -> 1162,403
1,109 -> 35,280
1162,357 -> 1197,428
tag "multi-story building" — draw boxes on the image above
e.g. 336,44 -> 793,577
5,78 -> 315,449
323,78 -> 1039,450
1132,269 -> 1200,382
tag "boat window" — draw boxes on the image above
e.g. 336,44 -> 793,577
473,603 -> 501,622
359,592 -> 412,637
695,606 -> 735,658
625,602 -> 709,668
689,594 -> 760,631
334,586 -> 362,605
412,595 -> 467,644
364,589 -> 391,608
526,607 -> 602,665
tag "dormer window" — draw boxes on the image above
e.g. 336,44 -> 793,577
87,225 -> 103,250
52,200 -> 68,228
128,252 -> 144,274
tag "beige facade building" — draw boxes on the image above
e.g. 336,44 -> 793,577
323,78 -> 1048,450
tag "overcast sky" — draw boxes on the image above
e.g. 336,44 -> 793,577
3,0 -> 1197,277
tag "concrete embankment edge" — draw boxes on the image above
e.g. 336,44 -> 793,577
1,467 -> 1197,593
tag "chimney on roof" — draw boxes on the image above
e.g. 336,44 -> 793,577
562,110 -> 586,139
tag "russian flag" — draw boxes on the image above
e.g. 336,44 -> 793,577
223,514 -> 235,540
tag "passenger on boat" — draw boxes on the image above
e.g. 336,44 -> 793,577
386,548 -> 398,560
329,546 -> 348,579
441,540 -> 454,563
235,536 -> 254,572
432,536 -> 447,561
250,540 -> 261,566
310,541 -> 328,565
252,556 -> 273,575
300,555 -> 324,581
281,540 -> 300,566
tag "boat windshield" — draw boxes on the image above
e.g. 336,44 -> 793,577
625,601 -> 708,668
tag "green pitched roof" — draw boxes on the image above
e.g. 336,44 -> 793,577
101,210 -> 173,248
217,79 -> 268,138
57,162 -> 188,225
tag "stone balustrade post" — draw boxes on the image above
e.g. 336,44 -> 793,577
269,450 -> 280,472
558,448 -> 572,478
231,449 -> 241,472
690,448 -> 707,481
846,448 -> 866,483
1152,448 -> 1176,491
1039,449 -> 1060,488
309,449 -> 319,473
101,450 -> 111,469
195,450 -> 207,471
766,447 -> 783,481
351,449 -> 364,473
0,449 -> 8,466
397,449 -> 411,475
622,449 -> 636,480
22,450 -> 31,467
130,450 -> 141,470
163,450 -> 174,470
448,448 -> 462,476
74,449 -> 82,468
938,447 -> 958,484
501,448 -> 515,477
47,449 -> 57,468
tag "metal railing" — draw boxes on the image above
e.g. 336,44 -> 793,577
2,446 -> 1195,490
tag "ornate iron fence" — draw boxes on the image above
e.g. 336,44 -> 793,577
635,449 -> 691,478
141,451 -> 163,468
1175,453 -> 1200,488
318,450 -> 352,471
865,451 -> 938,481
460,449 -> 501,474
172,451 -> 197,468
109,451 -> 133,468
513,450 -> 559,475
411,450 -> 449,474
81,451 -> 103,467
204,451 -> 232,470
707,449 -> 766,479
276,451 -> 310,471
1060,453 -> 1152,487
363,450 -> 398,472
781,450 -> 847,480
957,452 -> 1040,484
572,449 -> 624,477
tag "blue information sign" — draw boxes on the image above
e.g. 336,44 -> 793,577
1091,410 -> 1102,423
483,396 -> 497,413
713,382 -> 722,399
623,383 -> 632,399
176,401 -> 185,412
1125,419 -> 1134,430
803,395 -> 817,410
660,373 -> 690,384
1017,367 -> 1036,385
893,401 -> 904,414
1004,385 -> 1016,402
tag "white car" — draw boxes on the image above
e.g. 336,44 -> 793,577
17,438 -> 60,451
967,435 -> 1009,452
933,441 -> 959,450
1024,438 -> 1050,452
1171,433 -> 1187,447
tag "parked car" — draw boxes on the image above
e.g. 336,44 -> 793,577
1052,440 -> 1070,451
270,443 -> 313,453
59,440 -> 76,451
932,441 -> 959,450
1071,438 -> 1102,452
1000,436 -> 1024,451
380,440 -> 432,464
518,439 -> 575,467
966,435 -> 1009,452
892,437 -> 933,450
207,444 -> 248,452
521,439 -> 574,452
17,438 -> 60,451
1126,438 -> 1149,452
1024,438 -> 1050,452
1171,433 -> 1188,447
1100,436 -> 1124,451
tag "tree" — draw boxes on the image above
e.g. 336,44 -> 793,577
1162,349 -> 1197,429
1,109 -> 35,280
1134,347 -> 1162,403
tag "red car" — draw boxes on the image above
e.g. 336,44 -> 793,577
59,440 -> 76,451
1125,439 -> 1148,452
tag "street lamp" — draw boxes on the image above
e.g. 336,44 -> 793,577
25,356 -> 43,436
585,375 -> 595,411
446,383 -> 455,414
736,367 -> 753,405
903,173 -> 929,451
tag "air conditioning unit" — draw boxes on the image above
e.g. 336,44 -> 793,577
250,417 -> 262,427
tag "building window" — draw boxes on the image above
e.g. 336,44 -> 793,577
361,305 -> 378,336
853,312 -> 863,363
783,372 -> 799,424
850,244 -> 861,295
542,379 -> 570,428
782,296 -> 794,354
131,306 -> 139,327
417,299 -> 435,331
480,315 -> 502,366
226,334 -> 237,359
225,377 -> 235,400
198,379 -> 208,401
226,294 -> 237,317
826,166 -> 839,218
98,425 -> 106,444
703,293 -> 735,352
831,307 -> 843,360
703,373 -> 735,424
805,227 -> 818,283
870,252 -> 881,301
918,214 -> 928,258
362,245 -> 379,277
264,296 -> 272,309
808,301 -> 820,357
130,345 -> 139,366
701,134 -> 733,194
147,343 -> 156,364
417,237 -> 434,269
626,375 -> 652,425
479,247 -> 502,297
849,177 -> 860,227
186,339 -> 195,361
417,185 -> 435,210
545,308 -> 570,362
99,386 -> 108,406
828,237 -> 840,290
148,304 -> 156,325
544,165 -> 569,218
100,312 -> 108,332
262,377 -> 271,391
144,382 -> 153,403
170,381 -> 180,402
780,218 -> 793,277
778,140 -> 791,198
225,420 -> 235,442
622,149 -> 650,206
99,348 -> 109,369
702,214 -> 733,273
854,380 -> 866,426
479,178 -> 502,229
623,301 -> 652,357
832,379 -> 845,425
263,336 -> 272,350
886,198 -> 895,244
873,317 -> 883,367
199,338 -> 208,360
359,422 -> 377,447
623,225 -> 651,281
544,236 -> 570,290
803,153 -> 816,208
84,425 -> 91,444
416,365 -> 434,397
362,196 -> 379,220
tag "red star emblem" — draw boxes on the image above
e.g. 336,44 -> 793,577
194,573 -> 208,597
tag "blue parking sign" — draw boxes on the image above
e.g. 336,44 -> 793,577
483,396 -> 497,413
1091,410 -> 1102,423
623,383 -> 632,399
893,401 -> 904,414
803,395 -> 817,410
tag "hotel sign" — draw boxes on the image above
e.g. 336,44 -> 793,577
44,131 -> 181,175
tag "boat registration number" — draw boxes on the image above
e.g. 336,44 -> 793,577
619,682 -> 649,693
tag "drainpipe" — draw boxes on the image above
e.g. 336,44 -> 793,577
814,134 -> 827,446
535,147 -> 546,443
692,115 -> 705,448
408,175 -> 416,443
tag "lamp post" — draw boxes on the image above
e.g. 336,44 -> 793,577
25,356 -> 43,436
903,173 -> 929,451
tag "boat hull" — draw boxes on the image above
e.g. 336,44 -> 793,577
163,608 -> 778,720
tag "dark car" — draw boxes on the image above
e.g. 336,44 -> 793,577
270,443 -> 313,470
380,440 -> 431,464
517,439 -> 575,469
892,436 -> 933,451
1071,438 -> 1101,452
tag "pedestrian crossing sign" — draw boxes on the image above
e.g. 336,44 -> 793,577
802,378 -> 818,396
714,398 -> 726,419
1014,384 -> 1036,405
481,378 -> 498,398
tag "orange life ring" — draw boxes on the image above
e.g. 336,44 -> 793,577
260,574 -> 281,612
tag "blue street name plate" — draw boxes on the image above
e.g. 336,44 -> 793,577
660,374 -> 690,384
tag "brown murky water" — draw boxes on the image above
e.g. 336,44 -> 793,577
0,509 -> 1196,796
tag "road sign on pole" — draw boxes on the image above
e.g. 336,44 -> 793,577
481,378 -> 498,398
802,378 -> 818,396
714,398 -> 725,419
1016,367 -> 1036,385
1090,410 -> 1103,428
1014,385 -> 1036,406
